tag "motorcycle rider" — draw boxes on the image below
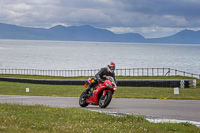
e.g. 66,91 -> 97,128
83,62 -> 116,97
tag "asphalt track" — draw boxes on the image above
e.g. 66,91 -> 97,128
0,95 -> 200,124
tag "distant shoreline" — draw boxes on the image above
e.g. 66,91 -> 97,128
1,39 -> 200,45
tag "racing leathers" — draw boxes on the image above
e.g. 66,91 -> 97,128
83,67 -> 116,95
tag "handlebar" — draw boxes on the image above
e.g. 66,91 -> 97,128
99,79 -> 105,83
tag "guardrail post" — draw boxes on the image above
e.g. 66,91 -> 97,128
163,68 -> 164,76
152,68 -> 154,76
175,69 -> 177,76
142,68 -> 143,76
157,68 -> 159,76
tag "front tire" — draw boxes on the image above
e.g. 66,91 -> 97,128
79,92 -> 89,107
99,91 -> 112,108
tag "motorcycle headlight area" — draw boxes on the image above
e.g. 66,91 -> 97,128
106,83 -> 112,88
113,87 -> 117,90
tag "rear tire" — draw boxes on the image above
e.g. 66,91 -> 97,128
79,92 -> 89,107
99,91 -> 112,108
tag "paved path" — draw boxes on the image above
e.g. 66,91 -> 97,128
0,95 -> 200,122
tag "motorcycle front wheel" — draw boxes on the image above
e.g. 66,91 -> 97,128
79,92 -> 89,107
99,91 -> 112,108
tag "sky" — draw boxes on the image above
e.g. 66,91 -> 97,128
0,0 -> 200,38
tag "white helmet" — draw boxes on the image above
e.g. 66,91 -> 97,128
107,62 -> 115,73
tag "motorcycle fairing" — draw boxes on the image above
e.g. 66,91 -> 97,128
86,82 -> 112,105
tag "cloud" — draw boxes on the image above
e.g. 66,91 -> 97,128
107,26 -> 182,38
118,0 -> 200,27
0,0 -> 200,37
107,26 -> 200,38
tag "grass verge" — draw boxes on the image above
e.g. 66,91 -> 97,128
0,80 -> 200,99
0,74 -> 200,99
0,104 -> 199,132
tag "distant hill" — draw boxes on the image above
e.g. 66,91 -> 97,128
0,22 -> 46,40
146,29 -> 200,44
0,22 -> 200,44
0,23 -> 144,42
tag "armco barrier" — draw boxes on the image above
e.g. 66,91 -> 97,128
0,77 -> 196,88
0,77 -> 86,85
117,80 -> 196,88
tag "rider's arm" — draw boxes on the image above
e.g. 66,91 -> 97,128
113,73 -> 117,84
95,68 -> 104,82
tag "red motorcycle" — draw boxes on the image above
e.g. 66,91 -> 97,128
79,76 -> 117,108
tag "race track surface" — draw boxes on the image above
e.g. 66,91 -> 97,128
0,95 -> 200,122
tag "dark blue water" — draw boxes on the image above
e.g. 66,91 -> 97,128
0,39 -> 200,74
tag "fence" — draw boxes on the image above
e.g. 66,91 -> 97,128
0,68 -> 199,79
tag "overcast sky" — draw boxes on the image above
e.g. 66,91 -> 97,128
0,0 -> 200,38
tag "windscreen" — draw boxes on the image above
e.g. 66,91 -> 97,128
107,76 -> 115,84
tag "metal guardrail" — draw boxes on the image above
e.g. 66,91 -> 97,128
0,68 -> 199,79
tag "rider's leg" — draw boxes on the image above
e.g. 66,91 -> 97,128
83,79 -> 98,95
83,84 -> 92,94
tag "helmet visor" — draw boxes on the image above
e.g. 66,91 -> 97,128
110,65 -> 115,71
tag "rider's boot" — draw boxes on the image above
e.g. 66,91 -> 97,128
83,85 -> 91,98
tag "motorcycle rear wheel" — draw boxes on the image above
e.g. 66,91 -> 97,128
79,92 -> 89,107
99,91 -> 112,108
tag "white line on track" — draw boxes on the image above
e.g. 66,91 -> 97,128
90,110 -> 200,127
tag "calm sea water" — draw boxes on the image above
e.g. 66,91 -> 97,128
0,39 -> 200,74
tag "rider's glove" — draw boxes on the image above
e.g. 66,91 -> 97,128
98,78 -> 103,82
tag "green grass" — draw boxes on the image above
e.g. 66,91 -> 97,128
0,104 -> 199,132
0,74 -> 200,99
0,80 -> 200,100
0,81 -> 83,97
116,87 -> 200,100
1,75 -> 200,131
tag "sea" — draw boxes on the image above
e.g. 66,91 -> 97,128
0,39 -> 200,74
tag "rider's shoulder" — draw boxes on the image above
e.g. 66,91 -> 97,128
101,67 -> 107,71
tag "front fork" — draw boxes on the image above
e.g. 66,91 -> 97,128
103,90 -> 113,96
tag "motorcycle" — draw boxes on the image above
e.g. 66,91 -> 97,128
79,76 -> 117,108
